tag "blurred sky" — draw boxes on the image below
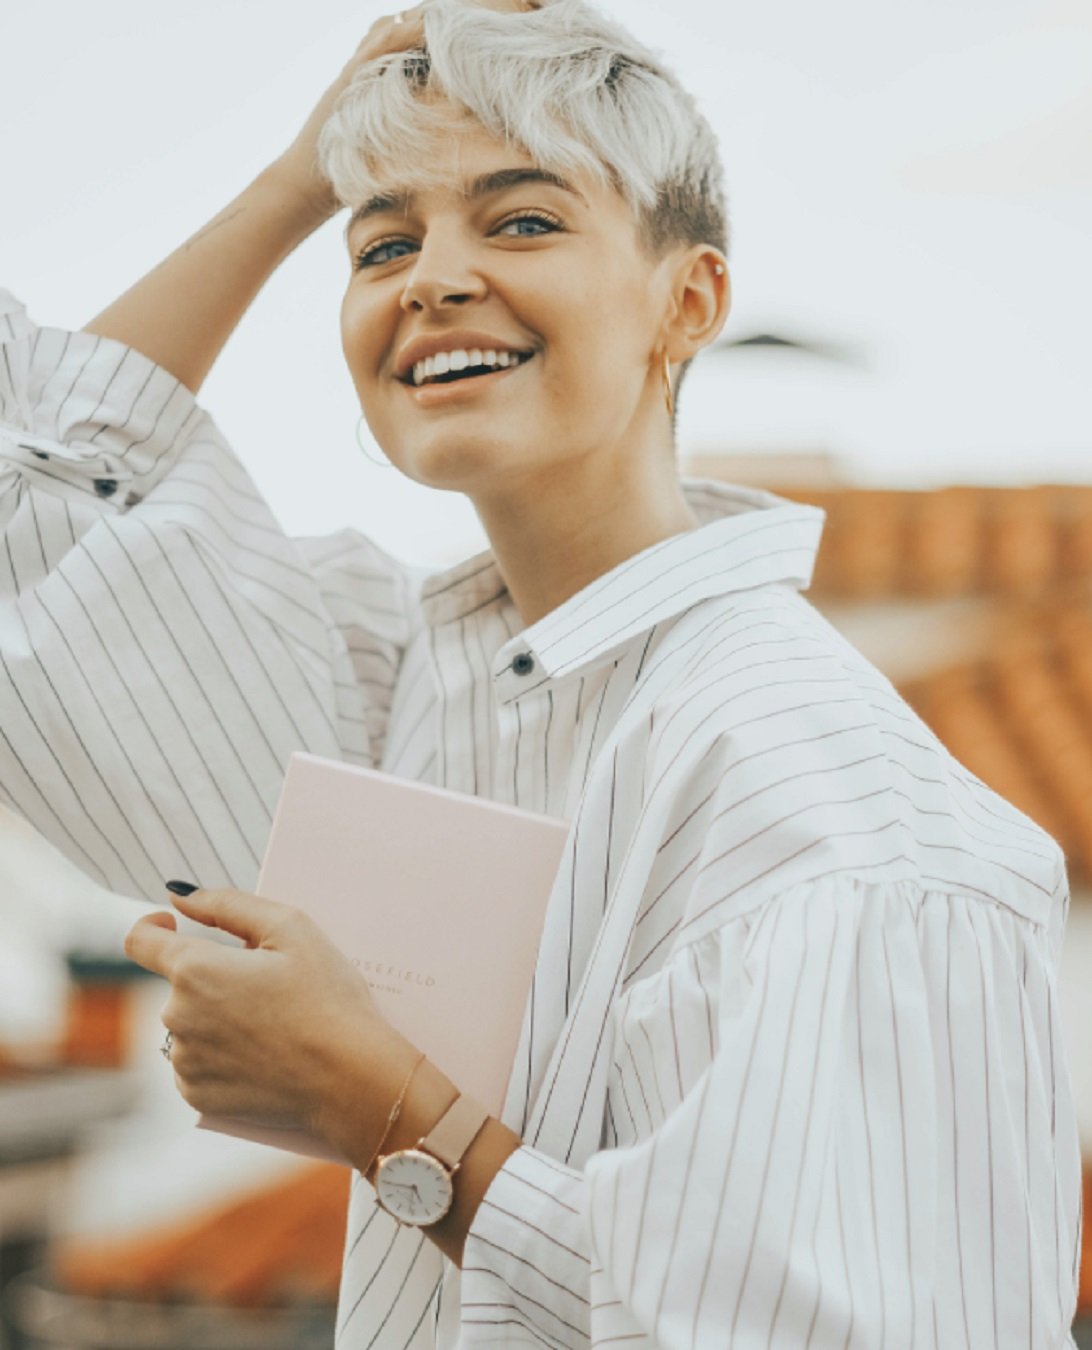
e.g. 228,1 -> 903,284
1,0 -> 1089,566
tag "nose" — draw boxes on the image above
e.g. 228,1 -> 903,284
399,226 -> 487,314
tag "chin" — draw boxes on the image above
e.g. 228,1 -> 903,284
398,430 -> 529,488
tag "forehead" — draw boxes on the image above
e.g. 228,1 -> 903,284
343,118 -> 604,240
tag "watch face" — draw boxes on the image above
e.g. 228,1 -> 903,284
374,1149 -> 454,1226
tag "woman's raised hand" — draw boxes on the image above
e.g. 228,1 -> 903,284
81,0 -> 541,404
271,0 -> 542,222
272,6 -> 428,221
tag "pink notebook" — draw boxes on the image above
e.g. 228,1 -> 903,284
198,753 -> 570,1160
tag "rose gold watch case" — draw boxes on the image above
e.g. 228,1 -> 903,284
374,1147 -> 456,1226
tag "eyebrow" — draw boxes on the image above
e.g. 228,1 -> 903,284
343,168 -> 586,241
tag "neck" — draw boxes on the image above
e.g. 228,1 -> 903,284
468,441 -> 700,629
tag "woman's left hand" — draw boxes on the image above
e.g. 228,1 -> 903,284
124,886 -> 404,1142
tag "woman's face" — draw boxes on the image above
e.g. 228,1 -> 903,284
340,112 -> 682,492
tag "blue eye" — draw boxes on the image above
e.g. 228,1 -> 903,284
497,213 -> 560,237
352,210 -> 562,270
354,238 -> 418,270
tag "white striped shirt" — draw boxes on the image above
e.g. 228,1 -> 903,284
0,288 -> 1081,1348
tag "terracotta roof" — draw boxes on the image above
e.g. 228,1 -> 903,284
53,1163 -> 347,1307
896,602 -> 1092,884
766,483 -> 1092,600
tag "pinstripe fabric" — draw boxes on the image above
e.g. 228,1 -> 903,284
0,289 -> 1081,1348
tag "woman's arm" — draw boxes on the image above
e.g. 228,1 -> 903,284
80,167 -> 333,397
81,6 -> 429,396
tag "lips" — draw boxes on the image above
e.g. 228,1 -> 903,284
402,352 -> 535,404
413,351 -> 535,389
393,331 -> 538,384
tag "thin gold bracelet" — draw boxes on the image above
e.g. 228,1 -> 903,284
362,1050 -> 427,1181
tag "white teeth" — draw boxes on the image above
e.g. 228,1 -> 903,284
407,346 -> 529,387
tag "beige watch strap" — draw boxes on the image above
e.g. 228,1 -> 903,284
418,1093 -> 490,1170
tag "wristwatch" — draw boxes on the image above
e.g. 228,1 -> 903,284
372,1093 -> 490,1227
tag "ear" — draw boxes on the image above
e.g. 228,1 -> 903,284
661,248 -> 731,363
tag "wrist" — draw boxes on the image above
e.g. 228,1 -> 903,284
260,152 -> 341,232
313,1022 -> 421,1165
362,1054 -> 460,1182
321,1028 -> 524,1267
369,1057 -> 523,1268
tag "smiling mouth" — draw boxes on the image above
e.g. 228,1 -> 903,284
401,352 -> 535,388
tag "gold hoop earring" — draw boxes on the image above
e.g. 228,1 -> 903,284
661,350 -> 675,420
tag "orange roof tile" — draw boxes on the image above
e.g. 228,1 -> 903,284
760,483 -> 1092,600
897,602 -> 1092,884
53,1162 -> 348,1307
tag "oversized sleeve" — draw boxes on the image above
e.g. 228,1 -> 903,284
459,876 -> 1082,1348
291,530 -> 428,772
0,289 -> 415,898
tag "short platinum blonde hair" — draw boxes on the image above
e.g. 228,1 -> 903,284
318,0 -> 730,411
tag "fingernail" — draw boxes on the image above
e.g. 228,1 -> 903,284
165,880 -> 198,896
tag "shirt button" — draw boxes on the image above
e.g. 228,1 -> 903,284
512,652 -> 535,676
93,478 -> 118,498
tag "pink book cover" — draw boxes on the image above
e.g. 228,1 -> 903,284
197,753 -> 570,1161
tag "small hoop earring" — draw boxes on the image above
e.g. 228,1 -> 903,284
355,415 -> 394,468
660,350 -> 675,420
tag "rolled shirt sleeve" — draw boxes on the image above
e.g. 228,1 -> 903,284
461,1144 -> 591,1346
460,876 -> 1081,1348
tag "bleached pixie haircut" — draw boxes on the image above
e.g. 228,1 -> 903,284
318,0 -> 730,419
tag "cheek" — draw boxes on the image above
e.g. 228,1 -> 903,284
540,271 -> 649,383
340,292 -> 382,397
545,322 -> 644,412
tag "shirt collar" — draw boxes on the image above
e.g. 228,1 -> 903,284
418,476 -> 826,683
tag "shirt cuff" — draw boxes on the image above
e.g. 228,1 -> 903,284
1,289 -> 202,503
461,1143 -> 592,1348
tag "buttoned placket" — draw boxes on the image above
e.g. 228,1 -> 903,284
492,641 -> 560,815
494,643 -> 540,702
426,615 -> 547,802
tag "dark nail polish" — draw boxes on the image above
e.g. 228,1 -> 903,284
165,880 -> 198,896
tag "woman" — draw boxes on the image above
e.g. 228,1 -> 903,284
1,0 -> 1080,1345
